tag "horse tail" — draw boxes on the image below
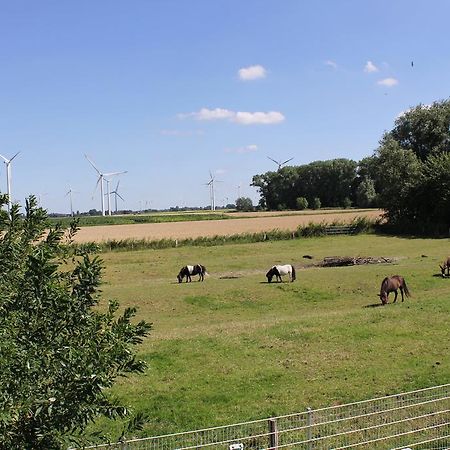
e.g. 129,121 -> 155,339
291,265 -> 296,281
403,279 -> 411,297
202,265 -> 209,276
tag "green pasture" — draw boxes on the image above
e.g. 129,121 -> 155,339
49,211 -> 230,227
95,234 -> 450,438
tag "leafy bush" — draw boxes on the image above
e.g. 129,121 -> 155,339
312,197 -> 321,210
296,197 -> 308,210
0,196 -> 151,449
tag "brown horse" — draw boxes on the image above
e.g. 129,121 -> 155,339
378,275 -> 410,305
439,257 -> 450,277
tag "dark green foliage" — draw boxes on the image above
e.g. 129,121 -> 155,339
311,197 -> 321,210
371,99 -> 450,232
251,159 -> 358,210
342,197 -> 352,209
355,177 -> 377,208
389,100 -> 450,161
235,197 -> 254,212
295,197 -> 308,210
0,196 -> 151,449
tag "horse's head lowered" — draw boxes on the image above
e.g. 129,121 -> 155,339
266,267 -> 276,283
177,269 -> 184,283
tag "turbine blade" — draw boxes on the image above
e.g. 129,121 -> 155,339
281,157 -> 294,165
117,193 -> 125,201
0,154 -> 9,163
115,180 -> 120,191
84,154 -> 101,175
92,176 -> 101,197
103,170 -> 127,177
9,151 -> 20,162
267,156 -> 279,165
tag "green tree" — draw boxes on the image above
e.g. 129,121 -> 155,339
342,197 -> 352,208
311,197 -> 321,210
388,100 -> 450,161
355,176 -> 377,207
411,152 -> 450,232
0,196 -> 151,449
375,138 -> 422,224
296,197 -> 308,210
235,197 -> 254,212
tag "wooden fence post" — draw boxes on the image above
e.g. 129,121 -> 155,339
268,418 -> 278,450
307,407 -> 313,450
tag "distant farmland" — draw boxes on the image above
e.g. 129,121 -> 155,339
72,209 -> 382,243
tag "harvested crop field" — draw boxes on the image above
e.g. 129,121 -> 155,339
73,209 -> 382,243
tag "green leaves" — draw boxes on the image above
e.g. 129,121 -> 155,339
0,196 -> 151,449
373,99 -> 450,232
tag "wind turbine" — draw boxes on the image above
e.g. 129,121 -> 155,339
0,151 -> 20,214
110,180 -> 124,213
267,156 -> 294,171
84,154 -> 127,216
205,171 -> 222,211
65,187 -> 78,217
104,179 -> 113,216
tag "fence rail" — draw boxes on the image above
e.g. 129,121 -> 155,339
82,384 -> 450,450
324,225 -> 357,235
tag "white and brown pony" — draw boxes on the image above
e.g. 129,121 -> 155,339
439,257 -> 450,277
266,264 -> 296,283
177,264 -> 207,283
378,275 -> 410,304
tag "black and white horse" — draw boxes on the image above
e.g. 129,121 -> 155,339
266,264 -> 296,283
177,264 -> 207,283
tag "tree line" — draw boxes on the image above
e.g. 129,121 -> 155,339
252,99 -> 450,234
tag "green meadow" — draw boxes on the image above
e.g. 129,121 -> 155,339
95,234 -> 450,438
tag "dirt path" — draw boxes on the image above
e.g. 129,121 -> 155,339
73,210 -> 382,243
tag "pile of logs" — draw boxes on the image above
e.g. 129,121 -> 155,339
318,256 -> 394,267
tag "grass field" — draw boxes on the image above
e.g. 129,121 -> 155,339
94,233 -> 450,439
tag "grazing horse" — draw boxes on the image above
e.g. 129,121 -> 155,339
177,264 -> 207,283
378,275 -> 410,304
266,264 -> 296,283
439,257 -> 450,277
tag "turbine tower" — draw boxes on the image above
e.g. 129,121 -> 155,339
65,187 -> 78,217
205,170 -> 222,211
0,151 -> 20,214
84,154 -> 127,216
110,180 -> 124,213
267,156 -> 294,171
104,179 -> 112,216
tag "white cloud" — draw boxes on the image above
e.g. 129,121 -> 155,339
178,108 -> 235,121
324,60 -> 338,69
238,65 -> 267,80
377,77 -> 399,87
225,144 -> 258,154
179,108 -> 285,125
364,61 -> 379,73
233,111 -> 285,125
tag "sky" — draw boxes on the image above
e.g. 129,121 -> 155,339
1,0 -> 450,214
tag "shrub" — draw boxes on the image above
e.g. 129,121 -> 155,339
296,197 -> 309,210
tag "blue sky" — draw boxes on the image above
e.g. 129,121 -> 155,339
1,0 -> 449,213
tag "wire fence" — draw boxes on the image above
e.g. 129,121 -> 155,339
82,383 -> 450,450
